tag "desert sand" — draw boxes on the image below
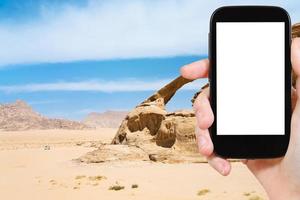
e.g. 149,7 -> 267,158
0,128 -> 267,200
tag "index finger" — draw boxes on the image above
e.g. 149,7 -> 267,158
180,59 -> 210,80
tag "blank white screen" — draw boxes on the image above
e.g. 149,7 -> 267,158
216,22 -> 285,135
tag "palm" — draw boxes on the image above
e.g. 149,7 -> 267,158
246,87 -> 300,195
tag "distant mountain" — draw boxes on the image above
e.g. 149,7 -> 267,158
0,100 -> 90,131
83,111 -> 128,128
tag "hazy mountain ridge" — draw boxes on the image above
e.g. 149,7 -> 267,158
0,100 -> 90,131
83,110 -> 128,128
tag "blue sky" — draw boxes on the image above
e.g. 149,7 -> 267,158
1,0 -> 300,120
0,56 -> 206,119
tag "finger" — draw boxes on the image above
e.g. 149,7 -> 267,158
207,154 -> 231,176
194,87 -> 214,129
291,38 -> 300,76
180,59 -> 209,80
195,127 -> 214,156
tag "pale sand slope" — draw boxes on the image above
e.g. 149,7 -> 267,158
0,129 -> 267,200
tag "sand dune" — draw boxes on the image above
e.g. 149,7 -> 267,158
0,128 -> 267,200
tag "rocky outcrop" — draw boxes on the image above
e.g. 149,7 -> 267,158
126,105 -> 167,135
157,110 -> 197,153
79,144 -> 150,163
0,100 -> 90,131
111,76 -> 193,145
78,129 -> 206,164
80,76 -> 203,164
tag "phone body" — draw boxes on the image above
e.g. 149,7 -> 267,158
209,6 -> 291,158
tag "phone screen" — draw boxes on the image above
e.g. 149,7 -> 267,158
216,22 -> 285,135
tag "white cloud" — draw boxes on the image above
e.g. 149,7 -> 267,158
0,78 -> 206,93
1,0 -> 300,66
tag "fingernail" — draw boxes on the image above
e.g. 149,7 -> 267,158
221,165 -> 227,175
182,64 -> 188,69
221,163 -> 229,176
181,64 -> 189,73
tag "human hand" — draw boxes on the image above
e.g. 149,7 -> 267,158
180,38 -> 300,200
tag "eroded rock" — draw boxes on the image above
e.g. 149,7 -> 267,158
80,75 -> 201,164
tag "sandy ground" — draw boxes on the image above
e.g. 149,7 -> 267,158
0,129 -> 267,200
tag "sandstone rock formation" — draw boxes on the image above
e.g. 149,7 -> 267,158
79,76 -> 206,163
111,76 -> 193,145
83,111 -> 128,128
0,100 -> 90,131
79,23 -> 300,164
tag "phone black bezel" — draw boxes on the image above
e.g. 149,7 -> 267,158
209,6 -> 291,158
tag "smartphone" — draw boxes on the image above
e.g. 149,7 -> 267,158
209,6 -> 291,158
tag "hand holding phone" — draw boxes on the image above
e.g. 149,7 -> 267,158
180,14 -> 300,200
